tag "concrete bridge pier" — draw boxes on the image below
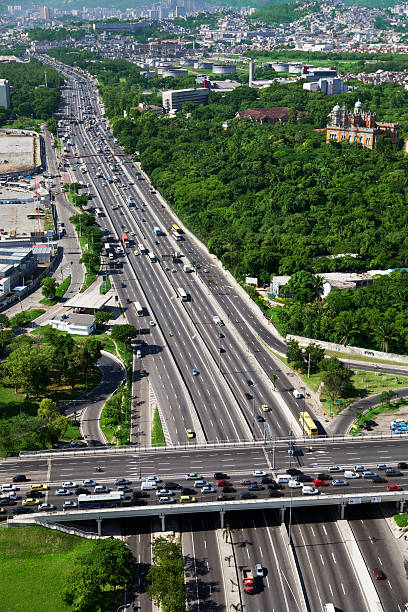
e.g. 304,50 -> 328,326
339,504 -> 346,520
160,513 -> 166,531
398,499 -> 405,514
96,518 -> 102,536
219,510 -> 225,529
280,507 -> 285,523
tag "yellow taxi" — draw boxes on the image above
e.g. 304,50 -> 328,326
186,429 -> 195,439
180,496 -> 196,504
22,498 -> 39,506
30,484 -> 49,491
261,405 -> 270,412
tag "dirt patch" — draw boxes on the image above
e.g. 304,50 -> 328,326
368,404 -> 408,433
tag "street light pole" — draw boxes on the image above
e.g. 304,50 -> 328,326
252,393 -> 255,440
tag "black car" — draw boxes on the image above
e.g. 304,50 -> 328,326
241,479 -> 253,486
11,507 -> 33,514
247,379 -> 254,386
316,473 -> 332,481
268,490 -> 283,497
0,498 -> 15,506
385,468 -> 402,477
214,472 -> 229,480
268,482 -> 283,490
26,490 -> 44,498
398,462 -> 408,470
181,488 -> 196,495
244,393 -> 253,400
372,476 -> 387,483
297,474 -> 313,482
222,486 -> 235,493
261,477 -> 274,484
248,484 -> 265,491
131,499 -> 147,506
164,482 -> 181,490
75,488 -> 90,496
132,491 -> 149,498
256,415 -> 265,422
286,468 -> 301,476
12,475 -> 28,483
241,492 -> 257,499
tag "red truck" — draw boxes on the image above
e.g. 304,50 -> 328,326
242,568 -> 255,593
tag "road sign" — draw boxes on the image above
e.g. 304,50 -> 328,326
348,498 -> 362,505
335,400 -> 343,405
371,496 -> 382,503
320,399 -> 328,403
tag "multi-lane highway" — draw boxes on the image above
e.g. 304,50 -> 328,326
39,54 -> 321,449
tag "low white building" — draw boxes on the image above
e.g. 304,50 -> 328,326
270,272 -> 374,298
49,313 -> 95,336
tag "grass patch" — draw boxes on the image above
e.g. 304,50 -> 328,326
100,274 -> 111,295
0,526 -> 116,612
394,513 -> 408,528
80,272 -> 97,292
40,276 -> 71,305
151,406 -> 165,447
9,309 -> 45,328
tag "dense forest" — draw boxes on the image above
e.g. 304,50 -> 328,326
27,26 -> 85,41
0,58 -> 62,119
275,270 -> 408,354
250,2 -> 319,25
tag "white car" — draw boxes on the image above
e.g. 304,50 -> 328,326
56,489 -> 72,496
62,481 -> 77,488
94,485 -> 110,493
253,470 -> 267,478
1,484 -> 17,492
83,480 -> 97,487
288,480 -> 302,488
159,496 -> 176,504
302,486 -> 319,495
156,489 -> 174,497
149,321 -> 155,327
201,486 -> 215,493
38,503 -> 56,511
63,501 -> 78,509
194,480 -> 208,488
134,250 -> 139,255
344,471 -> 360,479
146,475 -> 161,483
186,473 -> 202,480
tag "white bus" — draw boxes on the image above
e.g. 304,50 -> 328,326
148,252 -> 156,262
176,287 -> 188,302
134,301 -> 143,316
78,492 -> 124,508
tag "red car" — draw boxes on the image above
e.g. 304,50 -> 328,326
387,484 -> 402,491
313,479 -> 328,487
217,480 -> 231,487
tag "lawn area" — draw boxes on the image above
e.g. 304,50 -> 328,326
40,275 -> 71,305
394,513 -> 408,528
0,526 -> 93,612
0,526 -> 119,611
151,406 -> 165,447
10,308 -> 45,328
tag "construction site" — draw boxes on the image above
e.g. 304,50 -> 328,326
0,130 -> 42,177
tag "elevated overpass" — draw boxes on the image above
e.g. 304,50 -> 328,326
11,490 -> 407,535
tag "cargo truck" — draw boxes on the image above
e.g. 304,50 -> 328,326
242,568 -> 255,593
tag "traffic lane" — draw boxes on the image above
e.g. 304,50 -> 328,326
0,459 -> 49,484
122,517 -> 153,612
229,510 -> 301,611
291,507 -> 370,612
343,361 -> 408,377
82,130 -> 243,443
348,504 -> 408,611
183,515 -> 226,612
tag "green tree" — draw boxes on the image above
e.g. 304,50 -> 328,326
147,536 -> 186,612
269,373 -> 277,389
62,565 -> 101,612
304,343 -> 325,374
37,397 -> 68,442
3,344 -> 51,396
111,324 -> 138,346
286,339 -> 305,372
323,368 -> 354,400
94,311 -> 111,327
41,277 -> 58,299
282,270 -> 323,304
0,313 -> 9,328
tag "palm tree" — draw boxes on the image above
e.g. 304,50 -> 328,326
222,524 -> 234,544
225,554 -> 233,567
269,373 -> 277,390
230,603 -> 245,611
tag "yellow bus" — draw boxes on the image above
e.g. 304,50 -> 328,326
299,412 -> 318,437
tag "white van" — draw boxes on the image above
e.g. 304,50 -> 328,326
292,389 -> 303,399
136,349 -> 142,358
277,475 -> 291,484
141,482 -> 157,491
108,252 -> 114,260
